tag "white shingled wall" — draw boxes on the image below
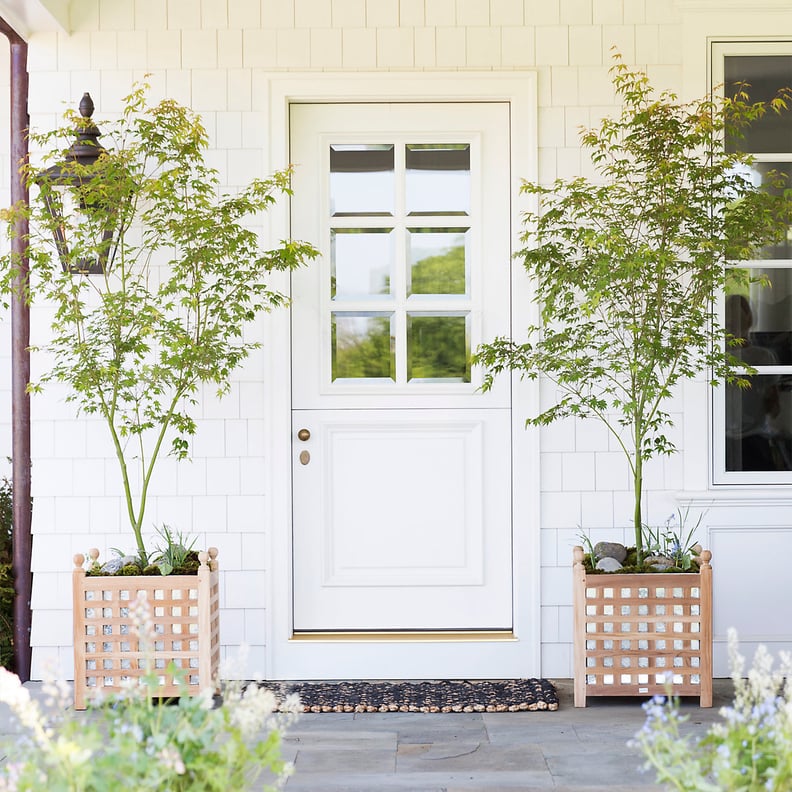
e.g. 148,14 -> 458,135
1,0 -> 704,679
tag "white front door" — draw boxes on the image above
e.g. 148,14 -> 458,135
288,102 -> 517,676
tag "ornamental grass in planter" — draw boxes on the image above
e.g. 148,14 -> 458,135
0,85 -> 317,705
474,55 -> 792,706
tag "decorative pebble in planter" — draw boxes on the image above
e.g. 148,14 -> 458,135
71,548 -> 220,710
572,546 -> 712,708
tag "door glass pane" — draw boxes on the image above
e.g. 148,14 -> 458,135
741,162 -> 792,259
332,229 -> 393,298
407,228 -> 468,295
726,273 -> 792,364
406,144 -> 470,215
726,374 -> 792,471
724,56 -> 792,153
330,145 -> 394,216
724,287 -> 792,472
407,313 -> 470,382
332,313 -> 395,380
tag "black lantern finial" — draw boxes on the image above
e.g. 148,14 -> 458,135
38,91 -> 115,275
64,92 -> 105,168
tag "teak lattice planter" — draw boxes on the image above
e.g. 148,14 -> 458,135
573,545 -> 712,708
72,547 -> 220,710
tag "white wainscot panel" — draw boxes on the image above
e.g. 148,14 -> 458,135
711,527 -> 792,675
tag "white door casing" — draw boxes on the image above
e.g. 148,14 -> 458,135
264,73 -> 540,680
291,102 -> 511,633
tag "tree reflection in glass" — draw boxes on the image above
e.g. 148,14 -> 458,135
332,313 -> 395,380
407,314 -> 470,382
408,229 -> 468,295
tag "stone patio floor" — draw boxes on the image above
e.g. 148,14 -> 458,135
1,678 -> 734,790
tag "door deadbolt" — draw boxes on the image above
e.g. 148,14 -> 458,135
297,428 -> 311,441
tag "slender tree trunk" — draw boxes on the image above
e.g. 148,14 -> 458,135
633,452 -> 643,565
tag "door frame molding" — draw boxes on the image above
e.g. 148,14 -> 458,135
263,71 -> 541,678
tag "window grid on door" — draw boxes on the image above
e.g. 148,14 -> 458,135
327,140 -> 475,386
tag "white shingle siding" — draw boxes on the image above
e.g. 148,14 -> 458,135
1,0 -> 789,680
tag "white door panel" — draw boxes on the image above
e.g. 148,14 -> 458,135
293,409 -> 512,630
290,102 -> 514,673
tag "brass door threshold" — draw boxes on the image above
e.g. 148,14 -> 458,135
290,630 -> 515,642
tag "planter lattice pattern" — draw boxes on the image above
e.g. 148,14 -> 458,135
72,548 -> 220,710
573,546 -> 712,707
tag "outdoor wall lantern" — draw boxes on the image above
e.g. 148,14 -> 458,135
37,92 -> 116,274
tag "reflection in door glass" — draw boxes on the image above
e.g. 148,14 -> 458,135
724,56 -> 792,153
723,277 -> 792,471
407,314 -> 470,382
332,313 -> 395,380
749,162 -> 792,259
406,144 -> 470,216
330,145 -> 394,216
407,228 -> 468,295
332,229 -> 393,298
726,375 -> 792,470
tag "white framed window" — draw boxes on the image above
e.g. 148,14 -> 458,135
712,42 -> 792,485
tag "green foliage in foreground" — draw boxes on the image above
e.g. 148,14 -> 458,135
633,630 -> 792,791
0,592 -> 302,791
475,54 -> 792,562
0,85 -> 318,565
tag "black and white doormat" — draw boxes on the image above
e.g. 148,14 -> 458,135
257,678 -> 559,713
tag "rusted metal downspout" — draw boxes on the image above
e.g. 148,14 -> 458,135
0,18 -> 31,682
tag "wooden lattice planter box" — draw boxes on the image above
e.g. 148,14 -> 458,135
72,548 -> 220,710
572,546 -> 712,708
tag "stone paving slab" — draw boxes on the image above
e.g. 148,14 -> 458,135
396,742 -> 548,773
544,751 -> 653,787
283,770 -> 557,790
286,728 -> 398,750
319,710 -> 491,744
292,746 -> 397,775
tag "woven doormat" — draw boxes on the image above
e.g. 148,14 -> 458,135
257,679 -> 558,713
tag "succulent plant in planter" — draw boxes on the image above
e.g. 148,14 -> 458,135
0,84 -> 318,568
89,525 -> 201,576
474,55 -> 792,564
580,508 -> 705,574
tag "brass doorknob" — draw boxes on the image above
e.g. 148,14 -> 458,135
297,428 -> 311,441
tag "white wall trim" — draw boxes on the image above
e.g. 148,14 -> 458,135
0,0 -> 67,36
676,0 -> 792,9
264,70 -> 541,678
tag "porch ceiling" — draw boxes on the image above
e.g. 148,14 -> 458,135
0,0 -> 67,38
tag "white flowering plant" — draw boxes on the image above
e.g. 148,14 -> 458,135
0,592 -> 301,791
632,629 -> 792,791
